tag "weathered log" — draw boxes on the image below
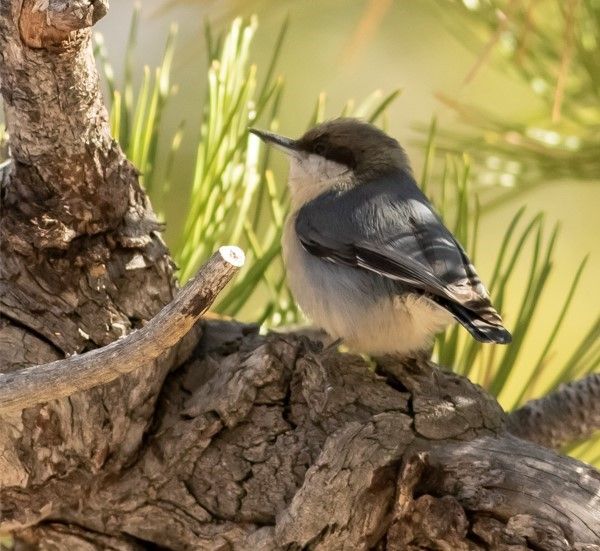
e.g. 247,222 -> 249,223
3,322 -> 598,549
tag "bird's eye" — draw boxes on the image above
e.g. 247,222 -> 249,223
314,141 -> 327,156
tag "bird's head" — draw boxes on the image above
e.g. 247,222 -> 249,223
250,118 -> 411,207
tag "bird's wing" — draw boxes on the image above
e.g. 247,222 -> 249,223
294,171 -> 511,344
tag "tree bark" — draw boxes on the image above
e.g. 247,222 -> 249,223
1,2 -> 599,550
3,322 -> 599,549
0,246 -> 244,414
0,0 -> 177,492
508,373 -> 600,450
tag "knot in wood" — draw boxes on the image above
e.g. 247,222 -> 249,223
19,0 -> 108,48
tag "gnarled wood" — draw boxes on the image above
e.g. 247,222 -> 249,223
0,0 -> 177,491
2,323 -> 599,549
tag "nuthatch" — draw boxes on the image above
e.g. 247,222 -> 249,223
250,118 -> 511,356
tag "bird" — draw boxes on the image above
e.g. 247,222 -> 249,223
249,118 -> 511,357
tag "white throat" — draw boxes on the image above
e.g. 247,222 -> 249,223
288,153 -> 353,210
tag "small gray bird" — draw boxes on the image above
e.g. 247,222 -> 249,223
250,119 -> 511,356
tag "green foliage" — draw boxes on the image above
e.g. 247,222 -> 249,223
0,123 -> 8,166
95,11 -> 598,466
177,18 -> 400,326
422,0 -> 600,212
94,8 -> 177,202
177,17 -> 283,286
95,15 -> 400,327
424,124 -> 599,414
426,0 -> 600,463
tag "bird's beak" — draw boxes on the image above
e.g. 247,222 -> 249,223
249,128 -> 300,157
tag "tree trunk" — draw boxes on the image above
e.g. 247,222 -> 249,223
1,2 -> 599,550
0,0 -> 176,493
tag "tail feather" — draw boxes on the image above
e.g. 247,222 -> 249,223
435,297 -> 512,344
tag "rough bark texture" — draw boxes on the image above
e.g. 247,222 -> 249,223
3,322 -> 599,550
0,246 -> 244,413
1,1 -> 600,550
0,0 -> 177,498
508,373 -> 600,450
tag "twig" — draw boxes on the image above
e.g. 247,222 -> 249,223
339,0 -> 393,65
552,0 -> 579,123
462,0 -> 517,85
508,372 -> 600,450
0,246 -> 245,414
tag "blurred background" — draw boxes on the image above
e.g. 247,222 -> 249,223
3,0 -> 599,462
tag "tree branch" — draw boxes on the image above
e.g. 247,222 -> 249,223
419,434 -> 600,544
3,322 -> 600,548
508,373 -> 600,450
0,0 -> 125,243
0,0 -> 183,488
0,0 -> 176,356
0,246 -> 244,414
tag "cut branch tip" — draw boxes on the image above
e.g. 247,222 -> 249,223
219,245 -> 245,268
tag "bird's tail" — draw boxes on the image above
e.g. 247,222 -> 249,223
436,298 -> 512,344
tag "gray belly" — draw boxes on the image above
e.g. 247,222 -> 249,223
282,217 -> 453,355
